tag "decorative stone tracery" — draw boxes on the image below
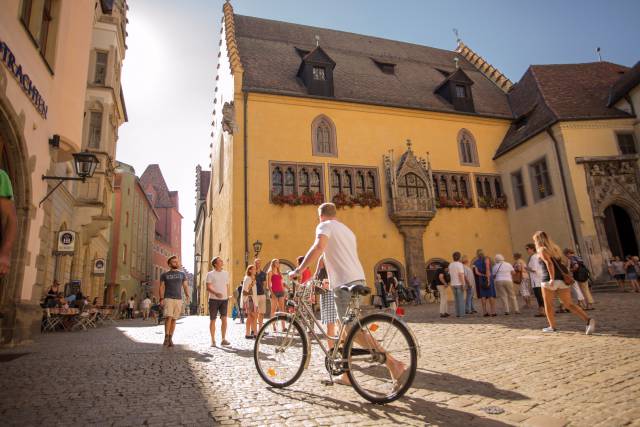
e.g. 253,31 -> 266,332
383,140 -> 437,283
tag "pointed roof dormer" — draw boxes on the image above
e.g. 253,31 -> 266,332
297,44 -> 336,97
434,66 -> 476,113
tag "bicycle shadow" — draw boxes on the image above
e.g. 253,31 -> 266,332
266,386 -> 513,426
413,368 -> 528,401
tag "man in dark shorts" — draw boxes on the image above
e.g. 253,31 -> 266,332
206,257 -> 230,347
159,256 -> 189,347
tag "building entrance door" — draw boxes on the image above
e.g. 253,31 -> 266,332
604,205 -> 639,258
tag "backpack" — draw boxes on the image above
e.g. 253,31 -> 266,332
512,263 -> 523,284
573,263 -> 591,283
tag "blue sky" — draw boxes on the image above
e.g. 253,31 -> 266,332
116,0 -> 640,269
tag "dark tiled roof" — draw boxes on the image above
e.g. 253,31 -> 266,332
140,164 -> 177,209
233,14 -> 513,118
199,170 -> 211,200
496,62 -> 633,158
608,61 -> 640,106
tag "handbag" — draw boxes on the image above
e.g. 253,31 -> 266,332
512,263 -> 523,284
552,257 -> 574,286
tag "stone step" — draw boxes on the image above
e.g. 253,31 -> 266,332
591,281 -> 622,293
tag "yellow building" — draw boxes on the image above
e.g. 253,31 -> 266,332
199,4 -> 638,312
0,0 -> 127,344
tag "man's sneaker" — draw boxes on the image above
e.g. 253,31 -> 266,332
586,318 -> 596,335
542,327 -> 557,333
221,339 -> 231,346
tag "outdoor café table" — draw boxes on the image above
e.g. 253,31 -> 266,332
47,307 -> 79,331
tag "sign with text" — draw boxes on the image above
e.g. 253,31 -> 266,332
93,258 -> 106,274
57,231 -> 76,252
0,40 -> 48,118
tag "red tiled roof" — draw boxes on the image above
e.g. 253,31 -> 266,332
608,61 -> 640,106
496,62 -> 634,157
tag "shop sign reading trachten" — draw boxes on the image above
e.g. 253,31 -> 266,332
93,258 -> 106,274
57,231 -> 76,252
0,39 -> 49,119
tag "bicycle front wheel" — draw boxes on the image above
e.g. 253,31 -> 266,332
254,314 -> 308,388
344,313 -> 418,404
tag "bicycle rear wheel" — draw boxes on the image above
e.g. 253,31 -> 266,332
254,314 -> 308,388
344,313 -> 417,404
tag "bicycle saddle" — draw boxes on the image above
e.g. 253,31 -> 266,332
339,283 -> 371,296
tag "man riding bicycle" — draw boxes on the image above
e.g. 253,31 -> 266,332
290,202 -> 409,386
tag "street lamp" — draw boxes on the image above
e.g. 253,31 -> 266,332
40,150 -> 100,206
253,240 -> 263,257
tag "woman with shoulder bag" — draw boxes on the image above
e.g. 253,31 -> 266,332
473,250 -> 497,317
242,265 -> 259,339
533,231 -> 595,334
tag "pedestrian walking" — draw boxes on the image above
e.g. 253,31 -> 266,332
253,259 -> 267,331
141,295 -> 151,320
127,297 -> 135,319
206,256 -> 230,347
386,272 -> 399,309
624,256 -> 640,292
449,252 -> 466,317
159,256 -> 190,347
513,253 -> 532,308
373,273 -> 388,308
526,243 -> 545,317
492,254 -> 520,315
0,168 -> 17,279
267,259 -> 286,332
410,275 -> 423,305
608,256 -> 627,291
461,255 -> 477,314
235,282 -> 245,324
473,249 -> 497,317
432,262 -> 450,317
242,264 -> 258,339
315,256 -> 337,350
533,231 -> 595,334
563,248 -> 595,310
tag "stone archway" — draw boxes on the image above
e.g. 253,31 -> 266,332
373,258 -> 406,287
0,81 -> 34,343
603,205 -> 639,258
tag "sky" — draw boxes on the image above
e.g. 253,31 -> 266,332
116,0 -> 640,271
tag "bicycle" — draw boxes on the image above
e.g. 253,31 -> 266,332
253,279 -> 419,404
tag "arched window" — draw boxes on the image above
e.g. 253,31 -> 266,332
299,168 -> 309,192
475,176 -> 483,197
332,169 -> 342,194
399,173 -> 427,198
457,129 -> 479,166
284,168 -> 295,195
494,178 -> 503,198
311,115 -> 337,157
310,169 -> 321,194
272,167 -> 283,195
483,179 -> 492,199
342,171 -> 353,196
355,171 -> 365,195
451,177 -> 460,199
366,171 -> 376,194
439,176 -> 448,198
460,176 -> 469,200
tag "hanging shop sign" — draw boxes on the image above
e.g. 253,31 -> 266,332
93,258 -> 106,274
57,230 -> 76,252
0,39 -> 48,119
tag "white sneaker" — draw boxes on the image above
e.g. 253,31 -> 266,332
586,318 -> 596,335
542,326 -> 557,333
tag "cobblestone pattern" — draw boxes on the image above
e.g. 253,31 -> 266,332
1,292 -> 639,426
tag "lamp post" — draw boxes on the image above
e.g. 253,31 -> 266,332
40,150 -> 100,206
194,253 -> 202,315
252,240 -> 263,258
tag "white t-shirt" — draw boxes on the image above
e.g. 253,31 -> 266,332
448,261 -> 465,287
128,300 -> 135,309
528,254 -> 542,288
492,262 -> 515,282
142,298 -> 151,309
316,220 -> 365,289
241,275 -> 257,306
206,269 -> 229,300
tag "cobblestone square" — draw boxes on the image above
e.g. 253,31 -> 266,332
1,292 -> 639,426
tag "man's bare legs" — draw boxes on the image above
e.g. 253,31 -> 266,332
164,317 -> 176,347
220,316 -> 228,343
209,319 -> 216,346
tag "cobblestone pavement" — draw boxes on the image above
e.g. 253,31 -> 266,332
1,292 -> 639,426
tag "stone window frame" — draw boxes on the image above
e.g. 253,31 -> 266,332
269,161 -> 325,202
510,168 -> 528,209
328,165 -> 380,200
20,0 -> 60,72
432,171 -> 474,206
311,115 -> 338,157
615,131 -> 638,155
93,49 -> 109,85
474,173 -> 507,207
457,129 -> 479,166
528,156 -> 554,202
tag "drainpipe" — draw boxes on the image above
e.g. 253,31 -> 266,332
546,127 -> 580,252
243,91 -> 249,267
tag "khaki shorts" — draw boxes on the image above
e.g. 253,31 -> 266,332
255,295 -> 267,314
163,298 -> 183,318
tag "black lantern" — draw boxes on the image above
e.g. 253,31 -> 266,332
252,240 -> 263,257
72,151 -> 99,180
40,150 -> 100,206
